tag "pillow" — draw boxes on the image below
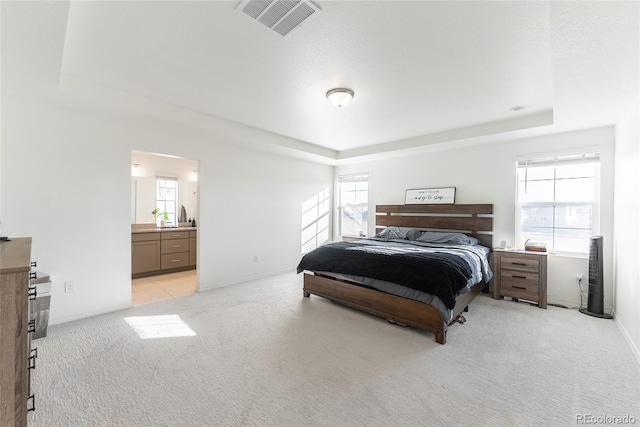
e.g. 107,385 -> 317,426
374,227 -> 422,241
403,228 -> 423,241
416,231 -> 479,245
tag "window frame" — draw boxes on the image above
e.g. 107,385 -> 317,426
336,173 -> 369,238
515,152 -> 600,257
155,176 -> 179,227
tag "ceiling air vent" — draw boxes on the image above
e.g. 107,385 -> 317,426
237,0 -> 321,38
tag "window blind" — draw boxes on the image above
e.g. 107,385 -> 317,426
338,173 -> 368,183
517,152 -> 600,168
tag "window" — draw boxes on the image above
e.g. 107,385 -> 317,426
337,173 -> 369,237
156,177 -> 178,226
516,153 -> 600,255
301,188 -> 330,254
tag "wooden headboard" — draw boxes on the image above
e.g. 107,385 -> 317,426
375,204 -> 494,248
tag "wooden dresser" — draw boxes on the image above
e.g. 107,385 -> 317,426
493,249 -> 548,309
1,238 -> 36,426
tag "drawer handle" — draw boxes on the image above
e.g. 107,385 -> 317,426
27,394 -> 35,412
28,286 -> 37,300
30,261 -> 37,268
512,275 -> 527,279
171,245 -> 181,248
170,234 -> 181,237
512,285 -> 527,290
171,259 -> 182,263
29,271 -> 38,280
28,319 -> 36,334
510,262 -> 527,266
28,347 -> 38,370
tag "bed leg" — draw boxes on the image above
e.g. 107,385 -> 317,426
303,289 -> 311,297
435,331 -> 446,345
464,306 -> 469,312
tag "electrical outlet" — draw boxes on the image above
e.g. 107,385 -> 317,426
65,281 -> 76,293
576,274 -> 584,282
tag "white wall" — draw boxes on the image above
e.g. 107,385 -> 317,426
0,98 -> 333,325
335,127 -> 616,310
614,94 -> 640,364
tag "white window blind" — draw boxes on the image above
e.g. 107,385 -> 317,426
516,153 -> 600,255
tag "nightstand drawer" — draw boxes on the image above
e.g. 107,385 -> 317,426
501,274 -> 539,292
500,255 -> 539,272
500,270 -> 539,286
500,283 -> 539,302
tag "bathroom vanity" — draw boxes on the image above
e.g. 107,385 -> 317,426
132,227 -> 196,278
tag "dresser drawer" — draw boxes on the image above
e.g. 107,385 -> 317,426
161,253 -> 189,269
160,239 -> 189,254
500,255 -> 539,273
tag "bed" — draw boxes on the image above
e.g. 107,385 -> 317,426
297,204 -> 494,344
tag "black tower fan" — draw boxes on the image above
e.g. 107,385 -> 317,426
580,236 -> 612,319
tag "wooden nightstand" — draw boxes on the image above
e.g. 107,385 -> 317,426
493,249 -> 548,309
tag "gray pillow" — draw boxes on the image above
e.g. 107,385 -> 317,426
404,228 -> 423,241
416,231 -> 479,245
375,227 -> 423,241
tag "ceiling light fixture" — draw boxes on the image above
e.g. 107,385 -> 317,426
326,88 -> 354,108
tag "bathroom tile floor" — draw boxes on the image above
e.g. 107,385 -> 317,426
132,270 -> 197,306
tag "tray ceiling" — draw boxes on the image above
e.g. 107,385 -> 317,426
2,1 -> 638,163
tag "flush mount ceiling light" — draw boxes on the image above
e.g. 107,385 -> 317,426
326,88 -> 354,108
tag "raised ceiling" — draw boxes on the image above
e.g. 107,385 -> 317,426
2,1 -> 638,164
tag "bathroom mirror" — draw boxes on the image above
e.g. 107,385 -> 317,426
131,151 -> 198,225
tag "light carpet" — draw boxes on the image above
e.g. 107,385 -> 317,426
29,272 -> 639,426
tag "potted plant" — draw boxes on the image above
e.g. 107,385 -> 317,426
151,208 -> 169,227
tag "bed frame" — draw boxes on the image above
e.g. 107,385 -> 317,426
303,203 -> 493,344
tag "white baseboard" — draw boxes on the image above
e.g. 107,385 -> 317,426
612,310 -> 640,367
198,268 -> 296,292
48,302 -> 133,327
547,296 -> 612,314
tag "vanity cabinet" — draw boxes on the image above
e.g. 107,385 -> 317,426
189,231 -> 197,266
160,231 -> 190,270
1,237 -> 36,426
132,229 -> 196,278
132,233 -> 161,275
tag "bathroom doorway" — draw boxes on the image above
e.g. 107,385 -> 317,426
130,150 -> 199,306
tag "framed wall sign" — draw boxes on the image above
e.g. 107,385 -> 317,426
405,187 -> 456,205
